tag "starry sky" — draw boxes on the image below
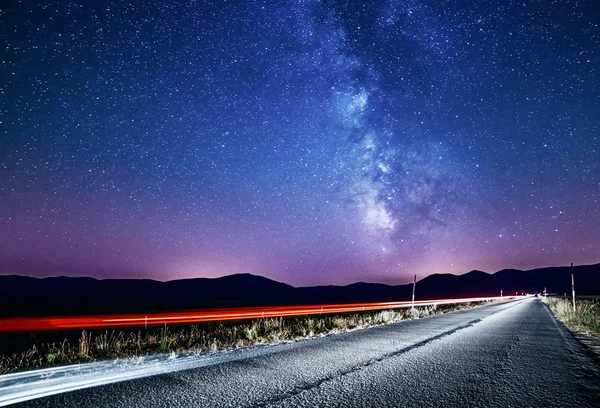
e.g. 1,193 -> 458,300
1,0 -> 598,286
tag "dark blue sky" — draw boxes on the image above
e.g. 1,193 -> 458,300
1,0 -> 598,286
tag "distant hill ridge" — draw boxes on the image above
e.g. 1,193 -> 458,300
0,263 -> 598,318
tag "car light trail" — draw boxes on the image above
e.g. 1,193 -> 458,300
0,296 -> 526,333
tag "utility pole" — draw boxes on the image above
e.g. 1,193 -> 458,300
571,263 -> 576,312
411,274 -> 416,310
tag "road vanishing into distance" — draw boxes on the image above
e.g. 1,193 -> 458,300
4,298 -> 600,407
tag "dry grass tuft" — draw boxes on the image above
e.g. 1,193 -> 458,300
0,301 -> 488,374
544,297 -> 600,335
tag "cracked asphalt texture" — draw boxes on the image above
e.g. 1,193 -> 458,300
13,298 -> 600,407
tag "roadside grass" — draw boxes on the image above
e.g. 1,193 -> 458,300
0,301 -> 488,374
544,297 -> 600,336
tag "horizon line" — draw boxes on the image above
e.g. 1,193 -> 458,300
0,261 -> 597,288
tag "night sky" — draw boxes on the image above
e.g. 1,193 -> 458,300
1,0 -> 598,286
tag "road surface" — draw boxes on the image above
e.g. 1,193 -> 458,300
6,298 -> 600,407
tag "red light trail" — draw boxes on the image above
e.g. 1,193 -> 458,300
0,296 -> 523,333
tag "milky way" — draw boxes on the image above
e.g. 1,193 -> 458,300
1,0 -> 598,285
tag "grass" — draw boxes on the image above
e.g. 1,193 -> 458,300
0,302 -> 488,374
544,297 -> 600,336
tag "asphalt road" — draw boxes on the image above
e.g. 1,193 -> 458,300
10,298 -> 600,407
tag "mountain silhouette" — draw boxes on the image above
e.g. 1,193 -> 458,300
0,263 -> 598,318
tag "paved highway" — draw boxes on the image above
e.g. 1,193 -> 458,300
7,298 -> 600,407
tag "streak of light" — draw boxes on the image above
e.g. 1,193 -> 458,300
0,296 -> 526,332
